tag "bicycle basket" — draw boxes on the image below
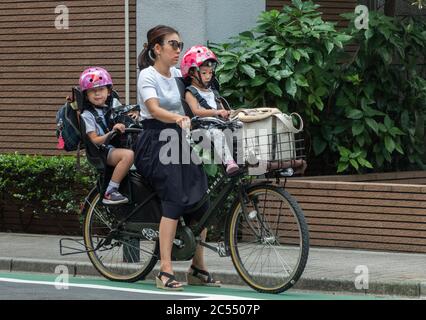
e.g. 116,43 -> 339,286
240,131 -> 305,174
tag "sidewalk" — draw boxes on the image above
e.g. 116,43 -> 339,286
1,232 -> 426,298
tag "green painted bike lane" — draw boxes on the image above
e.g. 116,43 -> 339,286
0,272 -> 385,300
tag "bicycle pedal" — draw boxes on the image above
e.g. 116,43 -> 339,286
217,242 -> 228,257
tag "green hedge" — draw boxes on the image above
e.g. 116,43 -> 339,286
0,153 -> 96,216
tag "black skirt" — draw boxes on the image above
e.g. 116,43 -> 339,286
134,119 -> 208,219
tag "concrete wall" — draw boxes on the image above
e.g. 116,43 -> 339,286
136,0 -> 265,65
205,0 -> 265,44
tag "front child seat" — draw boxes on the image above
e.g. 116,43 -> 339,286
175,77 -> 231,118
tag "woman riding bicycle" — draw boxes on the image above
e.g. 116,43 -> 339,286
134,25 -> 220,291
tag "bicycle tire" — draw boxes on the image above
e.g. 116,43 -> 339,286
82,190 -> 159,282
227,183 -> 309,294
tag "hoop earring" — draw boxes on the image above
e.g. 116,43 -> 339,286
148,49 -> 155,61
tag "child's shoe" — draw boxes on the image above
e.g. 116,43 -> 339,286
225,160 -> 239,175
102,189 -> 129,205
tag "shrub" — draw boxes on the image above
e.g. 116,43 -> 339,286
320,13 -> 426,173
211,0 -> 426,174
0,153 -> 96,216
210,0 -> 351,125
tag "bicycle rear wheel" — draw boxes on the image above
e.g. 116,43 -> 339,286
227,184 -> 309,294
82,191 -> 159,282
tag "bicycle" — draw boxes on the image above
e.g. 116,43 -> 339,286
60,115 -> 309,294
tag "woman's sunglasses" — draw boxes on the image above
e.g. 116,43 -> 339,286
167,40 -> 184,51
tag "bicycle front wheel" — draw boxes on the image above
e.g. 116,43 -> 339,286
82,191 -> 159,282
227,184 -> 309,294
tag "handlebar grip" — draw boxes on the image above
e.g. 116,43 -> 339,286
125,128 -> 143,134
104,130 -> 118,146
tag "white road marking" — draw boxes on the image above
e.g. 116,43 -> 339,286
0,277 -> 258,300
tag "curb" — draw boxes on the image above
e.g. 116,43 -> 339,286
0,257 -> 421,298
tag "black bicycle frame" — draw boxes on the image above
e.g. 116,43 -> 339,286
109,167 -> 248,240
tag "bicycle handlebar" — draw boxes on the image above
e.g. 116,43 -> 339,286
190,116 -> 243,131
112,104 -> 141,115
103,127 -> 143,146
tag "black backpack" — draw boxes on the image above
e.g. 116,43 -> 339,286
55,98 -> 82,152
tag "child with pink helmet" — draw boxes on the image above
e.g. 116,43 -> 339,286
79,66 -> 134,205
181,45 -> 239,175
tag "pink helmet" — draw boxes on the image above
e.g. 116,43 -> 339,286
79,67 -> 113,92
180,45 -> 218,78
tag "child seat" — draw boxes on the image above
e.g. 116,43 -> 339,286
72,86 -> 121,172
175,77 -> 231,118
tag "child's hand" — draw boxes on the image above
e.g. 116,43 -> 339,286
113,123 -> 126,133
127,110 -> 140,120
217,110 -> 230,119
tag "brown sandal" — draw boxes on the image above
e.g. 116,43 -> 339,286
187,265 -> 221,287
156,271 -> 184,291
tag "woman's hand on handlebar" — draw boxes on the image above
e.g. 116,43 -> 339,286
176,116 -> 191,129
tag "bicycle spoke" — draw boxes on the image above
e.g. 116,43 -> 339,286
84,193 -> 158,281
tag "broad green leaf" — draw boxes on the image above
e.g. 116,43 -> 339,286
315,87 -> 327,97
325,41 -> 334,54
384,136 -> 395,153
313,136 -> 327,155
389,127 -> 405,137
280,69 -> 294,78
338,146 -> 351,158
219,71 -> 235,83
269,57 -> 281,66
266,82 -> 283,97
295,75 -> 309,87
395,143 -> 404,155
240,64 -> 256,79
223,60 -> 239,70
346,109 -> 363,120
352,122 -> 364,136
384,115 -> 393,129
250,76 -> 267,87
350,159 -> 359,170
365,118 -> 379,134
292,50 -> 301,62
378,123 -> 387,133
256,55 -> 269,68
356,135 -> 365,147
383,149 -> 392,162
298,49 -> 310,60
269,44 -> 283,51
335,34 -> 352,43
285,78 -> 297,97
358,158 -> 373,169
337,162 -> 349,173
